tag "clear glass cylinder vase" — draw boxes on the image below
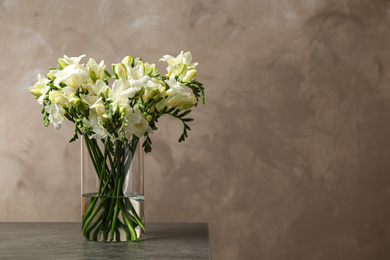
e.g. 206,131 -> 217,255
81,136 -> 144,242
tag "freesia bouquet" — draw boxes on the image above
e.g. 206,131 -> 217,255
29,51 -> 204,241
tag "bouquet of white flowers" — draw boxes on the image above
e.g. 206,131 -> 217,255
29,51 -> 204,242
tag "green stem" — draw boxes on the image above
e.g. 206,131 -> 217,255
100,197 -> 114,241
98,137 -> 109,195
88,212 -> 103,240
99,170 -> 114,196
109,140 -> 124,241
82,196 -> 98,222
110,198 -> 120,241
125,198 -> 145,230
83,137 -> 100,179
82,198 -> 107,235
120,204 -> 137,240
82,136 -> 144,241
117,220 -> 131,240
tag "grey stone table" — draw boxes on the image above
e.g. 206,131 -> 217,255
0,222 -> 210,260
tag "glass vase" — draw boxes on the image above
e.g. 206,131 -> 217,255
81,135 -> 144,242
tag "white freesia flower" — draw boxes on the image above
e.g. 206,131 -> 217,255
80,93 -> 98,107
49,90 -> 69,108
87,79 -> 110,96
45,103 -> 65,130
61,54 -> 85,67
80,80 -> 112,116
112,78 -> 132,109
52,64 -> 89,88
116,57 -> 145,80
123,108 -> 153,138
83,111 -> 108,139
29,74 -> 49,104
61,86 -> 77,104
112,76 -> 151,111
90,97 -> 107,118
30,52 -> 204,151
164,77 -> 197,109
129,75 -> 150,93
128,63 -> 145,80
112,77 -> 131,94
144,78 -> 163,101
180,51 -> 198,68
87,58 -> 106,81
144,62 -> 158,76
160,51 -> 198,80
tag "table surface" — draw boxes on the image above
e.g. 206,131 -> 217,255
0,222 -> 210,260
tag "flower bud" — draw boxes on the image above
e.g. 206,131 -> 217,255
47,72 -> 55,81
120,106 -> 127,115
115,63 -> 126,78
182,70 -> 197,82
176,64 -> 187,77
73,97 -> 82,107
146,115 -> 153,121
179,103 -> 194,110
58,58 -> 68,70
89,69 -> 98,83
29,88 -> 42,98
122,56 -> 134,67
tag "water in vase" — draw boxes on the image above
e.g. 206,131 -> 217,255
82,193 -> 145,242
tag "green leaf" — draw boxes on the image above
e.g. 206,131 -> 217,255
142,136 -> 152,153
178,110 -> 191,118
172,109 -> 180,116
112,64 -> 118,79
104,70 -> 111,77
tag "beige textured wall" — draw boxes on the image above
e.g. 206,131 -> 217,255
2,0 -> 390,259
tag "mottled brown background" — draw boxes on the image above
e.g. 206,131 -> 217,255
2,0 -> 390,259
